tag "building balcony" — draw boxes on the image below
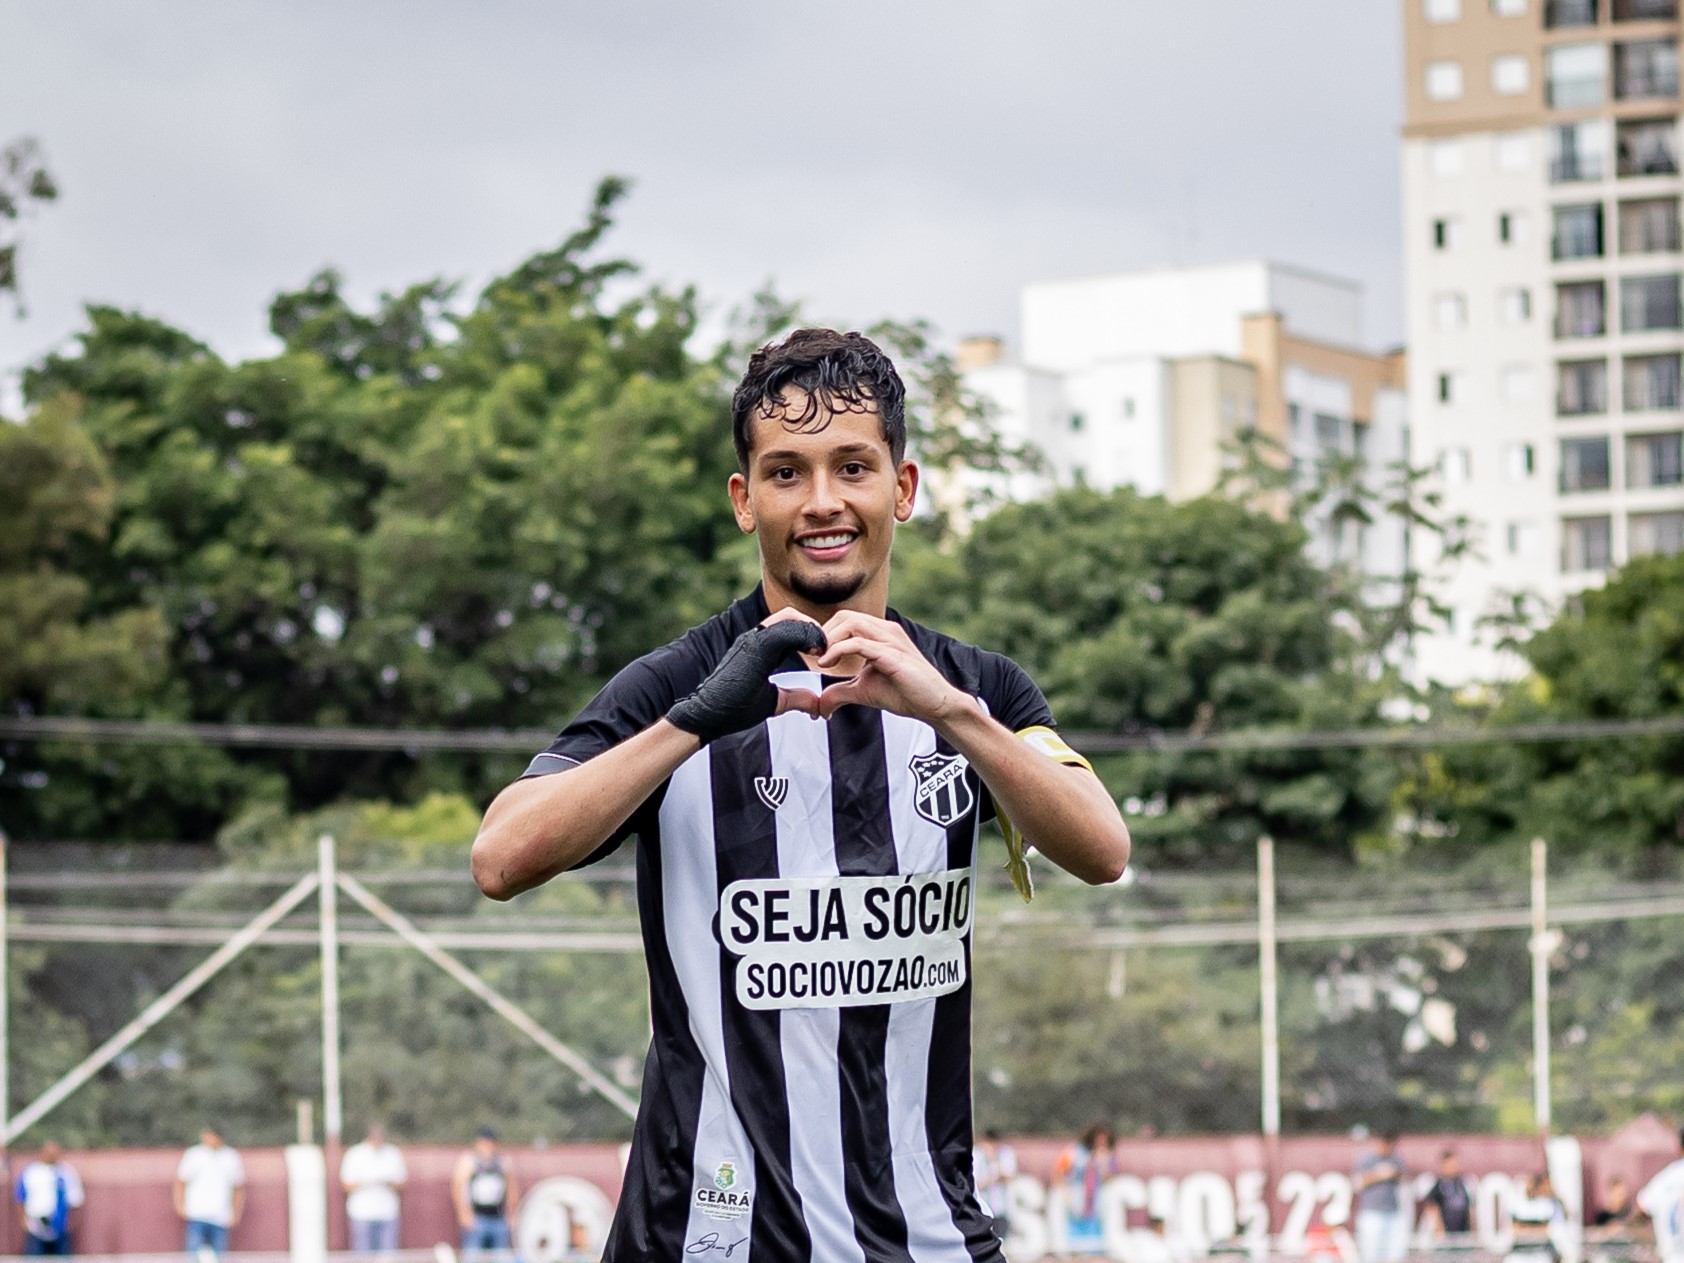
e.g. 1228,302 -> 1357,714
1548,0 -> 1600,25
1613,0 -> 1678,19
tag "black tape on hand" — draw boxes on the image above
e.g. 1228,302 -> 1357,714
667,619 -> 827,744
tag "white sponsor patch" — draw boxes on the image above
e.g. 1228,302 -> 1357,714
720,868 -> 973,1010
692,1160 -> 753,1223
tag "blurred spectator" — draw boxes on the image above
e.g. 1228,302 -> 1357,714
1353,1133 -> 1408,1263
1637,1126 -> 1684,1263
1591,1178 -> 1634,1230
173,1127 -> 245,1260
1421,1149 -> 1475,1238
973,1128 -> 1018,1245
1053,1123 -> 1114,1256
1509,1172 -> 1565,1262
453,1128 -> 519,1260
341,1123 -> 407,1256
13,1141 -> 83,1256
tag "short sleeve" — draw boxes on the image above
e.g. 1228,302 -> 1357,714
63,1169 -> 84,1208
517,642 -> 701,865
976,653 -> 1056,734
176,1152 -> 193,1182
230,1152 -> 245,1186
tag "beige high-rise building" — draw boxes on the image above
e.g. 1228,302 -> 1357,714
959,262 -> 1407,579
1404,0 -> 1684,683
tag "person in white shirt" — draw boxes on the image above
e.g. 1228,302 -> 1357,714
1638,1128 -> 1684,1263
340,1124 -> 407,1255
173,1127 -> 245,1259
14,1141 -> 84,1256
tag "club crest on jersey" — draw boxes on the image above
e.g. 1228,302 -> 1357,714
754,776 -> 789,811
714,1162 -> 736,1191
909,751 -> 974,827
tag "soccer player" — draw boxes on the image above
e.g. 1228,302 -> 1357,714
473,327 -> 1131,1262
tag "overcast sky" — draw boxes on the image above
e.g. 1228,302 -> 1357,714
0,1 -> 1406,386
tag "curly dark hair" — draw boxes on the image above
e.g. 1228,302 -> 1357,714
730,328 -> 908,473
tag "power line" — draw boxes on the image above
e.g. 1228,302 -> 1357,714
3,713 -> 1683,755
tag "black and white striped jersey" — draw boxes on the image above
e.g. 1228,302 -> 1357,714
523,586 -> 1056,1263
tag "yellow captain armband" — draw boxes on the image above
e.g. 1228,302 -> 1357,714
996,725 -> 1094,903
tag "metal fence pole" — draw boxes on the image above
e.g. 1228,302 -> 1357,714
319,835 -> 343,1146
1531,836 -> 1553,1133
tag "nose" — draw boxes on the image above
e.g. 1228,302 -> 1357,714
805,469 -> 845,519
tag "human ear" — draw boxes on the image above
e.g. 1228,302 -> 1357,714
894,460 -> 919,523
728,471 -> 755,533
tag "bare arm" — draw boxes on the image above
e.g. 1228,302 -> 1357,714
936,704 -> 1129,885
472,721 -> 700,900
815,612 -> 1129,885
172,1179 -> 186,1221
230,1184 -> 245,1228
451,1157 -> 473,1230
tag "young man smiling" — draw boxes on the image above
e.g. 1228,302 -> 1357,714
473,327 -> 1129,1263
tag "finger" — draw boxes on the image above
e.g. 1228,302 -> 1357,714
775,687 -> 821,718
759,617 -> 827,657
816,676 -> 872,718
816,636 -> 895,668
761,607 -> 822,629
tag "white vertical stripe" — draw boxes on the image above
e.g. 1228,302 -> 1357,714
881,713 -> 976,1262
661,750 -> 758,1257
767,672 -> 865,1263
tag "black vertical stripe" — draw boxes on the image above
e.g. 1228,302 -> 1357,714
829,705 -> 915,1263
604,826 -> 707,1263
927,738 -> 1005,1262
710,726 -> 811,1262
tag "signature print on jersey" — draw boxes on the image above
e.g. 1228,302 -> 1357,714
909,750 -> 975,827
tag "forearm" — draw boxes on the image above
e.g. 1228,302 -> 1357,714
472,719 -> 699,899
935,704 -> 1129,885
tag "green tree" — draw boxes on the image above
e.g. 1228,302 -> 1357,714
894,486 -> 1393,866
0,137 -> 58,314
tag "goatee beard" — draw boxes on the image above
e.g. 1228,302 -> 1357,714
789,569 -> 866,607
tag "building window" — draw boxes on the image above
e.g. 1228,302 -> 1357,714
1498,210 -> 1529,243
1617,117 -> 1680,178
1494,0 -> 1528,13
1427,60 -> 1466,101
1500,288 -> 1534,325
1561,515 -> 1614,570
1627,430 -> 1684,485
1314,413 -> 1344,454
1619,197 -> 1682,255
1550,119 -> 1608,182
1069,412 -> 1085,432
1435,292 -> 1469,330
1623,353 -> 1683,409
1621,273 -> 1683,331
1502,365 -> 1539,402
1438,371 -> 1461,403
1442,447 -> 1473,482
1507,520 -> 1539,556
1552,202 -> 1604,259
1614,0 -> 1678,18
1429,139 -> 1466,177
1504,442 -> 1538,480
1556,280 -> 1608,338
1629,510 -> 1684,556
1426,0 -> 1463,17
1496,132 -> 1533,170
1560,435 -> 1613,491
1547,43 -> 1607,107
1614,39 -> 1681,100
1558,359 -> 1609,414
1493,54 -> 1532,95
1546,0 -> 1599,24
1432,217 -> 1461,249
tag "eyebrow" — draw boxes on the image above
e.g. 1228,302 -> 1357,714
756,443 -> 880,464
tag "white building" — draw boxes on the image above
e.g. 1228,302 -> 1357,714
960,261 -> 1409,582
1403,0 -> 1684,684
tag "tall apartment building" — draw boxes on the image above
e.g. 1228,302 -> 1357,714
1404,0 -> 1684,683
959,261 -> 1408,579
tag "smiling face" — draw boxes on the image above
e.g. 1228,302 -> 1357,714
728,386 -> 918,618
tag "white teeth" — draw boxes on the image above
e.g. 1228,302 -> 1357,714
803,534 -> 855,549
